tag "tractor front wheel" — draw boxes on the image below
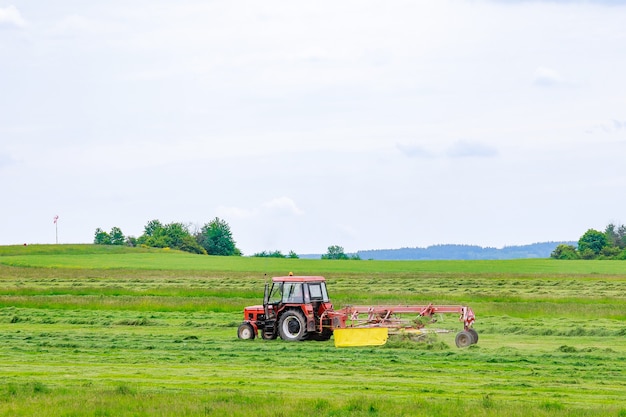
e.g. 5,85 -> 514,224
278,310 -> 307,341
237,323 -> 255,340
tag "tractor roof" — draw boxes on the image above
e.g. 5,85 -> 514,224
272,276 -> 326,283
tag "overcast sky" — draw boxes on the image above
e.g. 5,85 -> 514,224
1,1 -> 625,255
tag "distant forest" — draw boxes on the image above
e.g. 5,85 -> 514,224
352,242 -> 576,261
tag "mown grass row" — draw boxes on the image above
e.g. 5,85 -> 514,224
3,261 -> 625,320
1,315 -> 625,416
2,382 -> 621,417
1,296 -> 624,322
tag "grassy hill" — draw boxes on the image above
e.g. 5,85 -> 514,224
1,244 -> 625,275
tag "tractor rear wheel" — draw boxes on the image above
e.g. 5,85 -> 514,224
455,330 -> 473,348
278,310 -> 307,341
237,323 -> 255,340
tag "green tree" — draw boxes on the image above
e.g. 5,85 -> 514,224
600,245 -> 621,258
137,220 -> 206,254
143,219 -> 164,239
94,227 -> 128,246
605,223 -> 626,249
321,245 -> 349,260
619,225 -> 626,249
288,250 -> 299,259
138,220 -> 168,248
93,228 -> 111,245
580,248 -> 596,260
578,229 -> 608,258
196,217 -> 240,256
110,227 -> 125,246
550,244 -> 579,260
163,222 -> 189,249
178,234 -> 207,255
164,222 -> 206,254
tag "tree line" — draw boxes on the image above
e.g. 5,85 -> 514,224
321,245 -> 361,260
551,223 -> 626,260
95,219 -> 358,260
252,250 -> 300,259
357,242 -> 573,260
94,218 -> 305,258
94,217 -> 241,256
95,218 -> 625,261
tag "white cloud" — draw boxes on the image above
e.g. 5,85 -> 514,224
397,141 -> 498,159
0,5 -> 25,28
217,197 -> 303,221
0,152 -> 14,169
396,143 -> 435,159
447,141 -> 499,158
294,46 -> 329,63
585,119 -> 626,134
532,67 -> 564,87
261,197 -> 304,216
50,14 -> 108,36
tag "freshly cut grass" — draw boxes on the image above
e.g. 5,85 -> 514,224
1,384 -> 623,417
0,244 -> 625,416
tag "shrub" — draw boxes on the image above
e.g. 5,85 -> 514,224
550,244 -> 579,259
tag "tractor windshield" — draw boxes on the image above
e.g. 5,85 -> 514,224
282,282 -> 304,303
268,283 -> 283,304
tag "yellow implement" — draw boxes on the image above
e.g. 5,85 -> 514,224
333,327 -> 388,347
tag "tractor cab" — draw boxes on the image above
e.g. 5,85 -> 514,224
267,278 -> 330,305
266,276 -> 331,317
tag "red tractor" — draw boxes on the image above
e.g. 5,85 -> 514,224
237,275 -> 478,348
237,276 -> 334,341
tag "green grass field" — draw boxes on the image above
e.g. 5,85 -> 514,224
1,245 -> 625,416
